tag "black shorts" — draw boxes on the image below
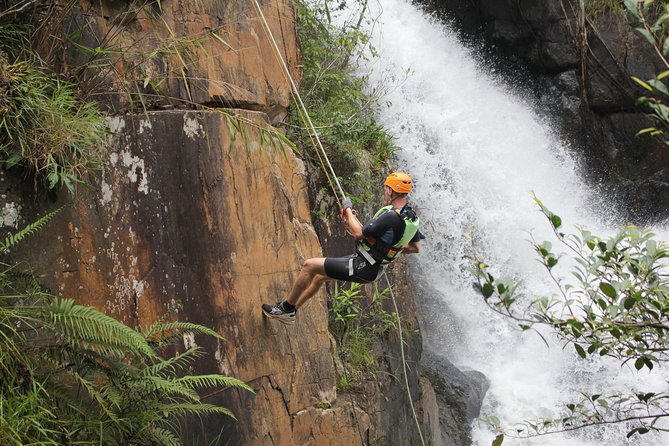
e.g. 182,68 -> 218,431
324,253 -> 383,283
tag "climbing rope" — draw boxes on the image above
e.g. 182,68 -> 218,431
385,271 -> 427,446
252,2 -> 426,444
251,0 -> 345,210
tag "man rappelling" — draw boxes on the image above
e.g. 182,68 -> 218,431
262,172 -> 425,325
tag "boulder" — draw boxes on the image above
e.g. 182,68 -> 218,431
421,351 -> 489,446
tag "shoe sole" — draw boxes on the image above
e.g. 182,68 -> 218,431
262,308 -> 296,325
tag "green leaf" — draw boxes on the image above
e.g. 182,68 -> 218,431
649,79 -> 669,96
624,297 -> 637,310
550,214 -> 562,229
575,344 -> 586,359
635,358 -> 645,370
625,0 -> 641,19
481,283 -> 494,299
644,357 -> 654,370
47,171 -> 60,189
637,127 -> 659,136
608,304 -> 620,318
632,76 -> 654,91
636,27 -> 657,46
657,70 -> 669,80
492,434 -> 504,446
600,282 -> 617,298
646,239 -> 657,255
5,152 -> 23,168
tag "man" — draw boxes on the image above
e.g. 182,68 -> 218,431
262,172 -> 424,325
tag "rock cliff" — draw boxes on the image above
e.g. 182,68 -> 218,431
0,0 -> 479,444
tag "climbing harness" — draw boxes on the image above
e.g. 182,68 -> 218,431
251,2 -> 426,445
360,205 -> 420,265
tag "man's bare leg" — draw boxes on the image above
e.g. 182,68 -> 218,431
261,258 -> 330,324
294,274 -> 331,309
285,258 -> 327,307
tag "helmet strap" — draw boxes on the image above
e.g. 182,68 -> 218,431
389,192 -> 407,207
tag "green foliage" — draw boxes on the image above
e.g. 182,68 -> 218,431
470,196 -> 669,440
330,281 -> 365,334
586,0 -> 625,16
329,281 -> 402,391
329,282 -> 398,343
0,215 -> 252,445
0,206 -> 63,253
339,328 -> 376,383
292,0 -> 398,205
224,110 -> 295,155
0,28 -> 108,194
622,0 -> 669,143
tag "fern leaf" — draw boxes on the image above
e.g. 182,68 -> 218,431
173,374 -> 254,393
144,347 -> 205,377
153,402 -> 237,419
48,298 -> 156,358
139,375 -> 200,401
146,426 -> 181,446
142,321 -> 224,342
48,361 -> 122,422
0,206 -> 64,253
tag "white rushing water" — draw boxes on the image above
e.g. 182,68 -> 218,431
338,0 -> 669,444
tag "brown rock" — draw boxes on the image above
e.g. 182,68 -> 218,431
38,0 -> 299,118
10,109 -> 371,444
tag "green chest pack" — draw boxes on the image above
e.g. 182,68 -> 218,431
362,205 -> 420,264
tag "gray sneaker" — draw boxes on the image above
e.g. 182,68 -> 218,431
262,302 -> 296,325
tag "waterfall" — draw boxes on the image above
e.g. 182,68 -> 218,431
344,0 -> 669,444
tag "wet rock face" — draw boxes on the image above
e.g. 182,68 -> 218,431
421,352 -> 489,446
422,0 -> 669,221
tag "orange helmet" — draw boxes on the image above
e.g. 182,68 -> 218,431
384,172 -> 412,194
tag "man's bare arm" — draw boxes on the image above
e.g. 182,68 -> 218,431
343,208 -> 364,240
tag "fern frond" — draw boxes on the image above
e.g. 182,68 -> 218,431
146,426 -> 181,446
139,375 -> 200,400
173,374 -> 254,393
144,347 -> 205,377
142,321 -> 224,343
152,402 -> 237,419
48,362 -> 121,422
47,298 -> 156,358
0,207 -> 64,253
